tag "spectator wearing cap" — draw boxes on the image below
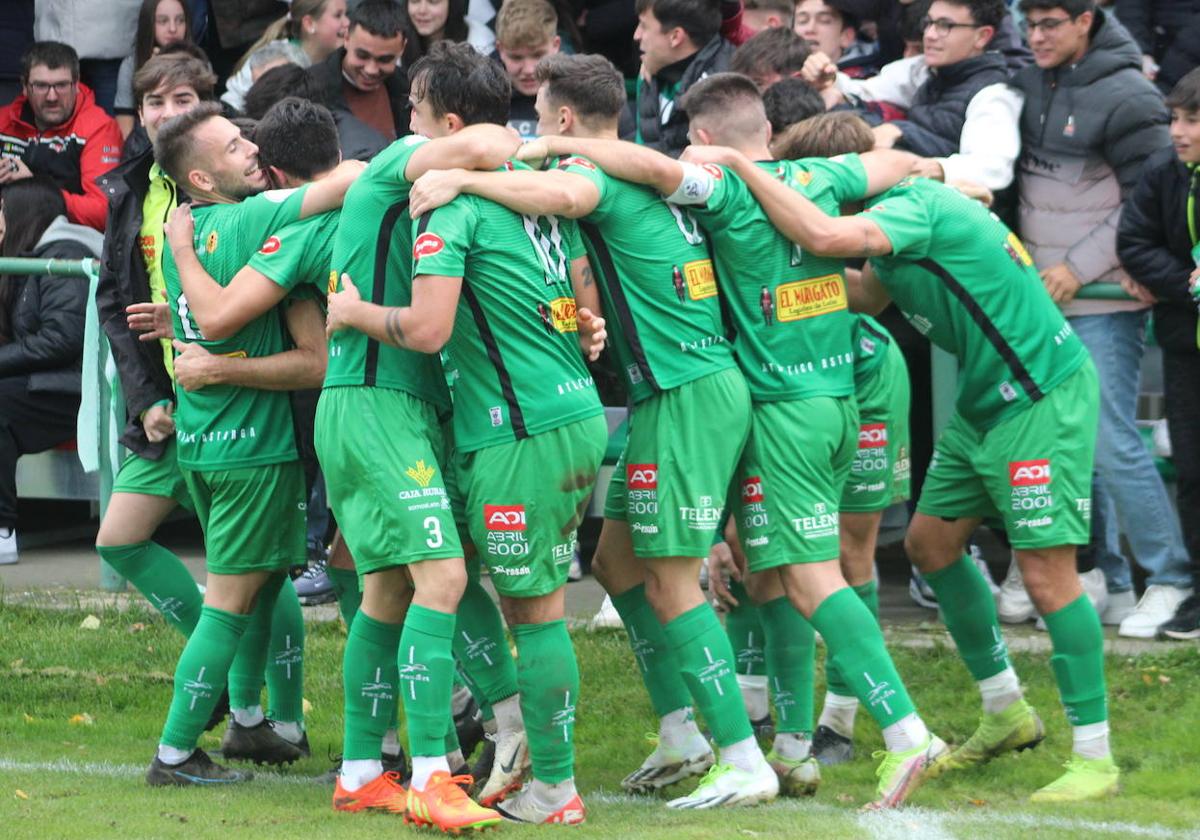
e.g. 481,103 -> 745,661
812,0 -> 1022,195
494,0 -> 562,140
741,0 -> 795,34
0,41 -> 122,231
730,26 -> 809,90
1012,0 -> 1192,638
628,0 -> 733,158
306,0 -> 412,143
794,0 -> 879,78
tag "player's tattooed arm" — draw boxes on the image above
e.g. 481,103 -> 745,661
571,258 -> 606,362
517,135 -> 684,196
409,168 -> 600,219
709,148 -> 894,259
326,272 -> 461,354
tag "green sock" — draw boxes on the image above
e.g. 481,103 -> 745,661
225,574 -> 286,712
398,604 -> 456,757
826,579 -> 880,697
327,567 -> 361,626
725,579 -> 767,677
611,583 -> 692,717
923,555 -> 1011,681
265,578 -> 305,724
452,572 -> 519,704
513,620 -> 578,784
456,661 -> 494,723
760,596 -> 814,736
343,611 -> 402,760
662,603 -> 753,748
1043,594 -> 1108,725
97,542 -> 202,637
161,605 -> 249,750
810,588 -> 915,729
444,708 -> 461,757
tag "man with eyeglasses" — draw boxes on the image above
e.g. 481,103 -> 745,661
1010,2 -> 1192,642
0,41 -> 122,231
805,0 -> 1023,201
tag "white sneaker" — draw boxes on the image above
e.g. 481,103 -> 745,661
1035,569 -> 1109,631
587,594 -> 624,631
968,544 -> 1000,597
622,734 -> 714,793
476,728 -> 530,806
1100,590 -> 1137,625
666,758 -> 778,809
1119,585 -> 1193,639
997,556 -> 1035,623
0,527 -> 18,565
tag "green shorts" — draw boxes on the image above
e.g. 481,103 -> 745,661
603,367 -> 751,558
459,414 -> 607,598
315,386 -> 463,575
917,360 -> 1098,549
841,340 -> 911,512
736,396 -> 858,571
182,460 -> 306,575
112,437 -> 194,512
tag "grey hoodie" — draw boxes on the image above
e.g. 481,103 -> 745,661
1010,9 -> 1169,316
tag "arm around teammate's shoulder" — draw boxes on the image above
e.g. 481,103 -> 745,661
404,124 -> 523,184
298,159 -> 367,218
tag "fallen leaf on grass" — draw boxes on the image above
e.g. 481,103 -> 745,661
1142,674 -> 1153,685
968,798 -> 987,807
302,698 -> 313,716
1159,675 -> 1171,684
128,622 -> 146,634
22,713 -> 34,724
79,615 -> 101,630
69,713 -> 94,726
10,658 -> 23,668
14,790 -> 29,800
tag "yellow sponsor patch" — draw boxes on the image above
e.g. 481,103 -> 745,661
775,274 -> 848,322
328,270 -> 338,294
549,296 -> 578,333
1006,232 -> 1033,266
683,259 -> 717,300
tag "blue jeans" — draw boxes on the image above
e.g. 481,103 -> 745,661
1070,310 -> 1191,591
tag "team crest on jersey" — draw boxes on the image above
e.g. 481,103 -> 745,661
405,460 -> 436,488
205,230 -> 219,254
413,232 -> 445,259
258,235 -> 281,255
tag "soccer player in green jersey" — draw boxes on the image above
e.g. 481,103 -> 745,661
707,110 -> 1116,803
407,53 -> 779,809
327,43 -> 608,825
521,73 -> 947,809
143,102 -> 361,787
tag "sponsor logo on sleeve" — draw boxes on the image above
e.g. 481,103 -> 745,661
774,274 -> 848,322
413,232 -> 445,259
258,235 -> 281,255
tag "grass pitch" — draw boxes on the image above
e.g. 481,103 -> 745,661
1,599 -> 1198,839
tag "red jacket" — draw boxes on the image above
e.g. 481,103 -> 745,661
0,83 -> 121,230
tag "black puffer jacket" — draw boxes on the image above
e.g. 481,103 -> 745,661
307,47 -> 412,143
1113,0 -> 1200,61
628,35 -> 733,159
95,127 -> 174,459
893,52 -> 1010,159
0,216 -> 100,393
1117,146 -> 1200,354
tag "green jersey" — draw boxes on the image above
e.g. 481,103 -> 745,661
413,170 -> 604,452
324,135 -> 451,412
676,156 -> 866,402
863,177 -> 1090,429
851,314 -> 893,388
553,155 -> 736,403
246,209 -> 339,300
164,187 -> 309,470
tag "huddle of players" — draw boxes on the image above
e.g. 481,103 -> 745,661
119,41 -> 1118,832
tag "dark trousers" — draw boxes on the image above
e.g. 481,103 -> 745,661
1163,348 -> 1200,581
0,376 -> 79,527
79,58 -> 122,116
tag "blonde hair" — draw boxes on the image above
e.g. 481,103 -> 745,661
773,111 -> 875,159
233,0 -> 332,73
496,0 -> 558,49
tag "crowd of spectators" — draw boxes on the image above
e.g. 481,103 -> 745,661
0,0 -> 1197,637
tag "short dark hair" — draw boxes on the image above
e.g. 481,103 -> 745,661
634,0 -> 722,49
255,98 -> 341,180
535,53 -> 626,123
134,53 -> 216,105
900,0 -> 932,42
350,0 -> 413,40
1016,0 -> 1093,16
154,101 -> 223,184
730,27 -> 810,80
243,64 -> 319,121
941,0 -> 1006,29
21,41 -> 79,82
410,41 -> 511,127
1167,67 -> 1200,113
762,76 -> 825,133
678,72 -> 764,125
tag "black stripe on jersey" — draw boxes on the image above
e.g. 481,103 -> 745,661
460,280 -> 529,439
579,221 -> 660,391
859,318 -> 890,348
916,257 -> 1044,403
363,199 -> 410,386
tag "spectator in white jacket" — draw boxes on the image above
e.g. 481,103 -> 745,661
34,0 -> 141,113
